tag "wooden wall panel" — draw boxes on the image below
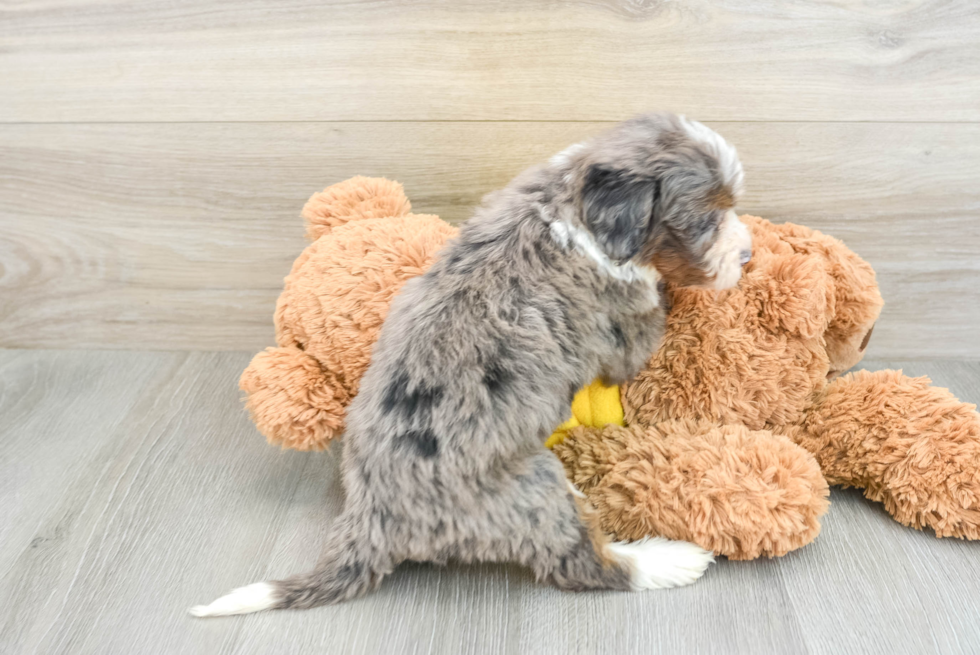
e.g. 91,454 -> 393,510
2,122 -> 977,356
1,0 -> 979,122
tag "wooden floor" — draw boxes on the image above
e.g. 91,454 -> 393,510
2,349 -> 979,655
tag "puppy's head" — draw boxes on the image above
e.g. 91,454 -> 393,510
565,113 -> 751,289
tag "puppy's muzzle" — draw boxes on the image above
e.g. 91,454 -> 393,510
706,211 -> 752,290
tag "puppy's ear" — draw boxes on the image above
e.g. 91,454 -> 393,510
581,164 -> 657,263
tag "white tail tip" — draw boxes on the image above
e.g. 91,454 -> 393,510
607,537 -> 714,590
188,581 -> 278,617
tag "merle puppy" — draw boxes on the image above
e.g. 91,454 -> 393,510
192,112 -> 751,616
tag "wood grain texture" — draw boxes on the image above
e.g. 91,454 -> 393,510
2,121 -> 978,356
1,350 -> 979,655
2,0 -> 980,122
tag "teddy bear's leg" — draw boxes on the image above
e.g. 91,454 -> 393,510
444,451 -> 711,590
553,422 -> 830,560
302,177 -> 411,241
239,346 -> 351,451
788,369 -> 980,539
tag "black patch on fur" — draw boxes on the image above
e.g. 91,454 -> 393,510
610,322 -> 627,349
400,428 -> 439,458
483,358 -> 514,395
581,164 -> 658,262
382,370 -> 444,418
381,371 -> 410,413
481,339 -> 517,397
376,507 -> 396,532
567,382 -> 579,405
444,249 -> 479,276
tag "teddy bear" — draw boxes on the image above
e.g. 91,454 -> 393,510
551,217 -> 980,556
241,176 -> 980,560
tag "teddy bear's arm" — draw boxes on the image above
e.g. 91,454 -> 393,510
788,369 -> 980,539
552,422 -> 829,560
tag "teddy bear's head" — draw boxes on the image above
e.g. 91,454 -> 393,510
743,217 -> 884,379
623,215 -> 883,432
240,177 -> 458,450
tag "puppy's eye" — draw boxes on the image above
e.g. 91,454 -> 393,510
696,212 -> 722,240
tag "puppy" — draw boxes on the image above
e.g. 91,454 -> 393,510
191,112 -> 751,616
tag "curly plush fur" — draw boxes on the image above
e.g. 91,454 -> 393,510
788,370 -> 980,539
553,422 -> 829,560
556,216 -> 980,553
622,215 -> 883,432
238,177 -> 980,564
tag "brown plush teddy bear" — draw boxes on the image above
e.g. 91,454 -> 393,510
553,217 -> 980,556
241,177 -> 980,560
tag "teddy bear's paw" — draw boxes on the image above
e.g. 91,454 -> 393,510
551,425 -> 634,494
583,422 -> 829,560
873,418 -> 980,540
302,176 -> 410,241
606,537 -> 714,589
801,369 -> 980,540
239,346 -> 350,451
877,489 -> 980,540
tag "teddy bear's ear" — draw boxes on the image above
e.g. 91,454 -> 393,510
772,224 -> 883,370
743,252 -> 832,340
302,176 -> 411,241
822,244 -> 884,354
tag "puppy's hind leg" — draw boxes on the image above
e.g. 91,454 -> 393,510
189,509 -> 394,617
507,453 -> 713,592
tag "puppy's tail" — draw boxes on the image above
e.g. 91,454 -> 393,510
189,514 -> 384,617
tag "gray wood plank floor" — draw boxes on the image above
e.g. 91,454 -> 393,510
1,350 -> 978,655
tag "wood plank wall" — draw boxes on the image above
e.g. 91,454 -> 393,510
2,1 -> 978,357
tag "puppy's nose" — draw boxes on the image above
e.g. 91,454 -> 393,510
739,249 -> 752,266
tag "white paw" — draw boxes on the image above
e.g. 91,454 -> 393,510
607,537 -> 714,590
